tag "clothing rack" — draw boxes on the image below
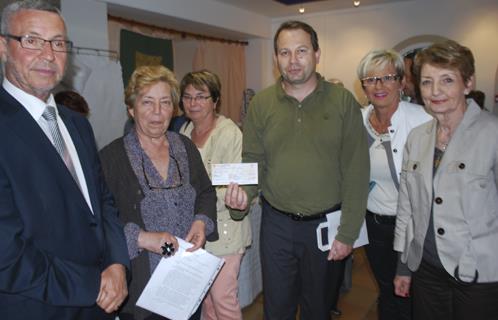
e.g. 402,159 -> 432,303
70,46 -> 119,60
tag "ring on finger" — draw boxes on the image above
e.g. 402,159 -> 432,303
161,242 -> 175,256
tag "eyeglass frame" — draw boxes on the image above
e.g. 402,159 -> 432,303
181,94 -> 212,104
2,34 -> 73,53
141,152 -> 183,190
361,74 -> 401,87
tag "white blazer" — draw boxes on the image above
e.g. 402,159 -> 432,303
361,101 -> 432,187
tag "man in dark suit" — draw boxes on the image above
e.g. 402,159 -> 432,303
0,1 -> 129,319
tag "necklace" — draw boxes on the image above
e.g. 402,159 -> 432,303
436,125 -> 451,152
369,111 -> 390,134
438,142 -> 448,151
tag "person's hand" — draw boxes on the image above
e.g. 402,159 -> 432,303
225,183 -> 248,210
96,264 -> 128,313
394,275 -> 411,297
185,220 -> 206,252
138,230 -> 179,256
327,239 -> 352,261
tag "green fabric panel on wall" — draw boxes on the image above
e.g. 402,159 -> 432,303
120,29 -> 173,87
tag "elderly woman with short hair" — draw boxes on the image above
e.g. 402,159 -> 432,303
100,65 -> 218,320
394,40 -> 498,319
357,49 -> 432,320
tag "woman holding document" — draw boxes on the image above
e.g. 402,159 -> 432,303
100,65 -> 218,320
179,70 -> 252,320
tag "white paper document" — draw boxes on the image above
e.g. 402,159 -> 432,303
211,163 -> 258,185
136,238 -> 224,320
316,210 -> 369,252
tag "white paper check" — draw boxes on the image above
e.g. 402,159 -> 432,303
211,163 -> 258,185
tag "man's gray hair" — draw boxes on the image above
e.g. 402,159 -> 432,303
1,0 -> 62,34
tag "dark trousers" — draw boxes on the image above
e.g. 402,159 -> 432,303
2,296 -> 116,320
329,255 -> 346,310
260,200 -> 337,320
412,259 -> 498,320
365,212 -> 411,320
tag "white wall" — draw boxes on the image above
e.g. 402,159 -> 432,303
173,39 -> 198,81
61,0 -> 108,49
245,38 -> 273,92
270,0 -> 498,109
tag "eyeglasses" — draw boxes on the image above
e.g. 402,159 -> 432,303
141,153 -> 183,190
181,95 -> 212,104
361,74 -> 400,87
3,34 -> 73,52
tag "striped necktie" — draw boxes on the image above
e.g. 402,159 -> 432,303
42,106 -> 81,188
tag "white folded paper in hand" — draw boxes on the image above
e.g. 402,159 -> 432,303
211,163 -> 258,185
316,210 -> 369,252
136,238 -> 224,320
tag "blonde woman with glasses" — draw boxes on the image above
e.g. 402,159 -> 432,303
357,49 -> 432,320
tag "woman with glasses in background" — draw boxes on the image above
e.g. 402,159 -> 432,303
357,49 -> 432,320
179,70 -> 251,320
99,65 -> 218,320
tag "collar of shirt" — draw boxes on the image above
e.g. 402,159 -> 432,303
3,77 -> 57,121
276,72 -> 325,102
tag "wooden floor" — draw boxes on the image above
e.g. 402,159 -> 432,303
241,248 -> 379,320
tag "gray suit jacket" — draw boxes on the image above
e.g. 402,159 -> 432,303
394,100 -> 498,283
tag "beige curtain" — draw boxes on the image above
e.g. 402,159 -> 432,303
193,41 -> 246,125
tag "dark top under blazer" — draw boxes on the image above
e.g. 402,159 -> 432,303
0,87 -> 130,320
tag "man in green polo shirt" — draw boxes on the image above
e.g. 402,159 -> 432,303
227,20 -> 369,319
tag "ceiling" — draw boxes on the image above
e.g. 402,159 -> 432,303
212,0 -> 410,17
106,0 -> 411,42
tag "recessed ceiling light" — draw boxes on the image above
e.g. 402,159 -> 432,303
299,6 -> 305,14
353,1 -> 360,7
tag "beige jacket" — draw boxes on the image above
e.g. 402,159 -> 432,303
181,115 -> 252,256
394,100 -> 498,283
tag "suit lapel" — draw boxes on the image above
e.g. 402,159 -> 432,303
0,88 -> 66,170
419,120 -> 437,201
